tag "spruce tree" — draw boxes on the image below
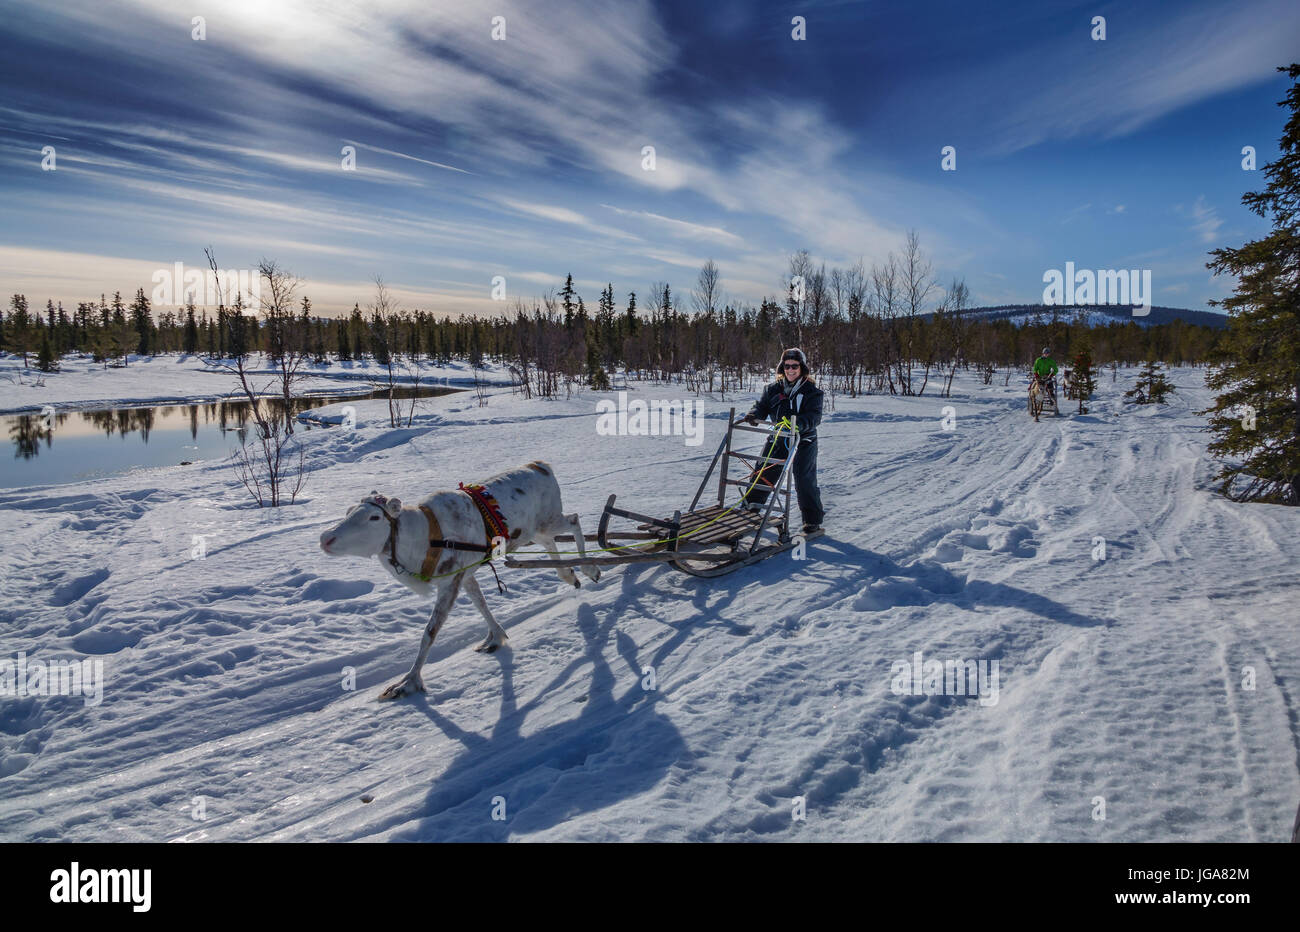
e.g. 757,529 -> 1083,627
350,304 -> 365,360
9,294 -> 32,365
1072,342 -> 1097,414
36,329 -> 58,372
130,287 -> 154,356
369,311 -> 391,366
1202,63 -> 1300,504
336,320 -> 351,361
560,274 -> 576,329
1125,360 -> 1175,404
183,302 -> 199,355
586,341 -> 606,388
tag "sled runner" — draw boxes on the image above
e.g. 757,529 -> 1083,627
503,408 -> 819,578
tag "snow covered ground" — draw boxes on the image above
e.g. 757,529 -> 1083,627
1,362 -> 1297,841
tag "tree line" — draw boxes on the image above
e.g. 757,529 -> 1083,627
2,239 -> 1222,402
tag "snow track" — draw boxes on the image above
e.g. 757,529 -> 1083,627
1,367 -> 1297,840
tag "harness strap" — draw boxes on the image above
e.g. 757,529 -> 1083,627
418,505 -> 441,578
376,492 -> 509,593
427,538 -> 493,553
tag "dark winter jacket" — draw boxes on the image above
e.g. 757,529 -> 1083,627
746,378 -> 823,442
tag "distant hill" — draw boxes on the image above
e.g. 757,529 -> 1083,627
950,304 -> 1228,329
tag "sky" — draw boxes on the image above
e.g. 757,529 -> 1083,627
0,0 -> 1296,317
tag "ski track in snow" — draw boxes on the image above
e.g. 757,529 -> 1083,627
1,363 -> 1298,841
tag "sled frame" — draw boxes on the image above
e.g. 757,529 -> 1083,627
503,408 -> 812,578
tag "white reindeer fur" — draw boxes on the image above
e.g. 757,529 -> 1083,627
319,460 -> 599,699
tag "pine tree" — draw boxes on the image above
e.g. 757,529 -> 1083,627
336,319 -> 351,360
1072,342 -> 1097,414
9,294 -> 31,366
56,301 -> 71,354
227,294 -> 250,359
560,274 -> 576,329
1202,63 -> 1300,504
370,311 -> 391,366
349,304 -> 365,360
183,302 -> 199,355
586,341 -> 605,388
130,287 -> 154,356
1125,360 -> 1175,404
36,329 -> 58,372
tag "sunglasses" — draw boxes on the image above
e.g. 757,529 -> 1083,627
782,362 -> 802,369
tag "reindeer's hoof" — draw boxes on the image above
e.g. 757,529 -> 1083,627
474,637 -> 507,654
378,677 -> 425,700
573,578 -> 581,589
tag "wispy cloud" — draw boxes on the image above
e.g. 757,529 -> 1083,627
601,205 -> 743,245
1189,196 -> 1224,244
974,0 -> 1300,153
342,140 -> 472,175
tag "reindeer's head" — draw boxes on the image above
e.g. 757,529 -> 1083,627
320,491 -> 402,557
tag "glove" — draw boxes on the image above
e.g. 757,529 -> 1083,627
743,414 -> 758,426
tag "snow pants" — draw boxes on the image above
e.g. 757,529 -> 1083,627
741,435 -> 824,527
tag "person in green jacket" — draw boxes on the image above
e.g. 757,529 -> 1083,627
1032,347 -> 1059,406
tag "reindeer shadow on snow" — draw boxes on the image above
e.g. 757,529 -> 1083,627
392,601 -> 687,840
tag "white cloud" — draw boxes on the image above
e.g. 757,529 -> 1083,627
601,205 -> 744,245
1189,196 -> 1224,244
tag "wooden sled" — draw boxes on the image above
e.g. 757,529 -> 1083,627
503,408 -> 820,578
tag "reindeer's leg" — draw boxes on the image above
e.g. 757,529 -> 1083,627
379,572 -> 462,700
463,573 -> 509,653
565,512 -> 601,583
538,529 -> 580,588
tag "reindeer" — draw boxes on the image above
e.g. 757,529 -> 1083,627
319,461 -> 599,699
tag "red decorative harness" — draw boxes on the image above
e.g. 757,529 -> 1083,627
459,482 -> 510,545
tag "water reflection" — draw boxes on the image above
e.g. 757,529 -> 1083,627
2,384 -> 457,473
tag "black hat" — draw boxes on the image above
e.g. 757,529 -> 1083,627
781,347 -> 808,367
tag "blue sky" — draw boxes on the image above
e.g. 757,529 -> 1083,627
1,0 -> 1296,316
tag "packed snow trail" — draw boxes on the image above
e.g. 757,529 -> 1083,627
1,365 -> 1297,840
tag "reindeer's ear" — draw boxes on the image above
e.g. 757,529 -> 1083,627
384,497 -> 402,516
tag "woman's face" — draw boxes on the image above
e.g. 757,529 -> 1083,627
782,361 -> 802,379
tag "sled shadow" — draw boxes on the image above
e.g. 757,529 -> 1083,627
397,600 -> 685,840
619,532 -> 1106,631
811,537 -> 1108,627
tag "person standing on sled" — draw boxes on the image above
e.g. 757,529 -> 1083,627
741,347 -> 825,536
1032,347 -> 1060,407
